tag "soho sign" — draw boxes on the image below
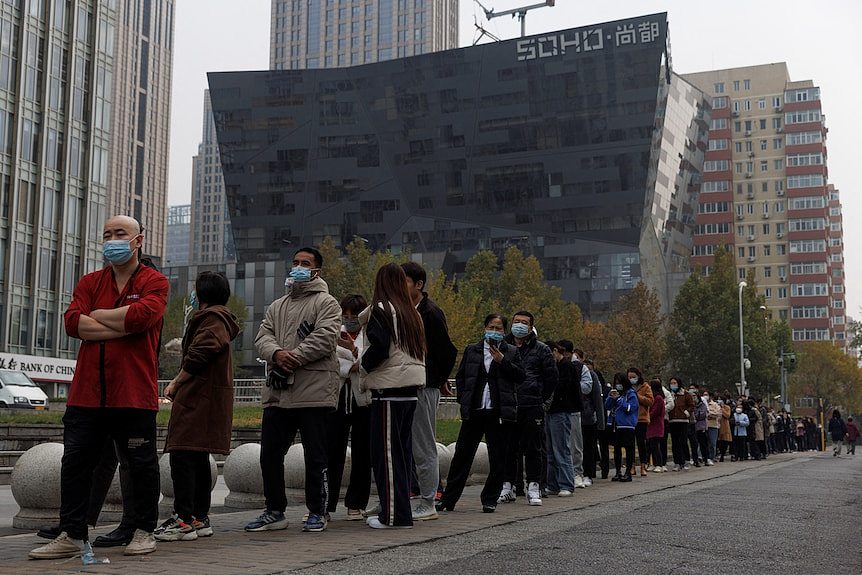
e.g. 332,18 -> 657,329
516,21 -> 661,61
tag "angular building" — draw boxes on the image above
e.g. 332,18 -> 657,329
270,0 -> 459,70
209,13 -> 708,326
683,65 -> 844,344
189,90 -> 235,265
165,204 -> 191,267
108,0 -> 174,263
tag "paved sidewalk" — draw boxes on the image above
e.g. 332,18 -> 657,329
0,453 -> 815,574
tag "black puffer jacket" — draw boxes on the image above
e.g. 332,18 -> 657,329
503,332 -> 558,409
455,339 -> 525,422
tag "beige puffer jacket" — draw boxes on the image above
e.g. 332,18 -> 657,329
358,302 -> 426,392
255,277 -> 342,409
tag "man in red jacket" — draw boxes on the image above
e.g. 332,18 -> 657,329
30,215 -> 168,560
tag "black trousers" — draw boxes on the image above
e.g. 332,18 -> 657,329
503,407 -> 543,486
687,423 -> 699,461
260,406 -> 329,515
60,407 -> 159,542
612,428 -> 635,473
370,397 -> 415,527
441,409 -> 505,509
598,427 -> 612,477
696,430 -> 710,463
669,422 -> 689,467
733,435 -> 748,460
88,438 -> 134,528
169,451 -> 211,522
718,439 -> 731,458
648,436 -> 665,467
635,422 -> 649,466
581,423 -> 598,479
661,426 -> 670,465
748,436 -> 762,460
325,396 -> 372,513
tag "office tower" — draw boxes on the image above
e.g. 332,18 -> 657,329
189,90 -> 234,265
683,64 -> 844,344
108,0 -> 175,263
165,204 -> 191,267
0,1 -> 120,359
210,13 -> 709,323
270,0 -> 459,69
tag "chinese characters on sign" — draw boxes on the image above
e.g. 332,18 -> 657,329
516,19 -> 662,61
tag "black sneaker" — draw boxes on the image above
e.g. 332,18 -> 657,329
482,504 -> 496,513
36,525 -> 61,540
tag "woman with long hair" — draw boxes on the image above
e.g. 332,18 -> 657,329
359,263 -> 427,529
630,367 -> 653,477
666,377 -> 694,471
645,378 -> 666,472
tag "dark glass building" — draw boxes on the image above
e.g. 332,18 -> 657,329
209,12 -> 709,319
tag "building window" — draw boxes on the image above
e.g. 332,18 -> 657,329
714,82 -> 725,94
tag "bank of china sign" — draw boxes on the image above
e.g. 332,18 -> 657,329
517,19 -> 661,61
0,353 -> 76,382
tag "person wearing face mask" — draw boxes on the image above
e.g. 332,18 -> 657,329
31,216 -> 168,561
247,247 -> 342,534
645,379 -> 667,472
704,392 -> 720,464
437,315 -> 525,513
693,390 -> 711,467
666,377 -> 695,472
745,400 -> 762,461
732,403 -> 750,462
544,341 -> 577,496
630,367 -> 653,477
324,294 -> 371,521
499,311 -> 558,506
605,373 -> 639,481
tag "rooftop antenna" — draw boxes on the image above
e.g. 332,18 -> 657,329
473,14 -> 502,45
474,0 -> 556,38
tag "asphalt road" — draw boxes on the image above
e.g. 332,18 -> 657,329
291,452 -> 861,575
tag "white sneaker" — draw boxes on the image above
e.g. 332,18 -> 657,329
558,490 -> 573,497
574,475 -> 586,489
583,477 -> 593,486
411,501 -> 439,521
672,464 -> 681,472
645,465 -> 655,472
527,482 -> 542,506
661,466 -> 670,472
706,459 -> 715,466
683,463 -> 691,470
367,517 -> 412,529
124,529 -> 156,556
498,482 -> 516,503
29,532 -> 82,560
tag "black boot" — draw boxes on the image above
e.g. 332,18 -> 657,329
611,470 -> 622,482
620,472 -> 633,482
92,525 -> 136,547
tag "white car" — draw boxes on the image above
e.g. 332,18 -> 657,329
0,370 -> 50,410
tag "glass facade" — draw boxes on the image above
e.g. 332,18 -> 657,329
210,13 -> 708,318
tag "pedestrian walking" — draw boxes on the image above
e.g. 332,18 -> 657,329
827,410 -> 847,457
360,263 -> 427,529
437,314 -> 524,513
158,272 -> 240,542
845,417 -> 859,455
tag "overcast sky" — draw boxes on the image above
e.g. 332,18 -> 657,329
169,0 -> 861,315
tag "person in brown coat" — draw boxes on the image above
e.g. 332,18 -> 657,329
159,271 -> 241,542
717,396 -> 733,461
630,367 -> 653,477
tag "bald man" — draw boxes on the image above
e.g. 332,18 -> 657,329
30,215 -> 169,560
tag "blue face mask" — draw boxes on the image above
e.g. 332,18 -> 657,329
189,290 -> 199,310
484,331 -> 504,343
103,238 -> 135,265
511,323 -> 530,338
288,266 -> 313,283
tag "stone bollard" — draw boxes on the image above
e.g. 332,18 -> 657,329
447,441 -> 489,485
158,453 -> 218,516
11,442 -> 63,529
437,442 -> 452,481
223,443 -> 265,510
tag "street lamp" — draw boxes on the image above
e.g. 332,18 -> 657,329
738,281 -> 747,396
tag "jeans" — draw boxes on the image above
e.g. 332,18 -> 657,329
546,412 -> 575,492
441,409 -> 505,509
60,407 -> 159,542
169,450 -> 212,522
411,387 -> 440,503
260,407 -> 329,515
570,412 -> 584,476
707,427 -> 719,460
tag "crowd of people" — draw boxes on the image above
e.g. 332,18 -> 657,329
28,223 -> 856,561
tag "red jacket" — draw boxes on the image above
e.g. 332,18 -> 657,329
64,265 -> 169,410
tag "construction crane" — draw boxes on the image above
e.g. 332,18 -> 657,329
474,0 -> 556,38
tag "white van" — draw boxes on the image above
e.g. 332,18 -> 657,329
0,370 -> 50,410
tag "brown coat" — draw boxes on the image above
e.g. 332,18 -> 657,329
719,403 -> 732,442
667,391 -> 695,423
636,383 -> 654,424
165,305 -> 241,455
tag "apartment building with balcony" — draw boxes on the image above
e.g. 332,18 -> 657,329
683,63 -> 843,344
